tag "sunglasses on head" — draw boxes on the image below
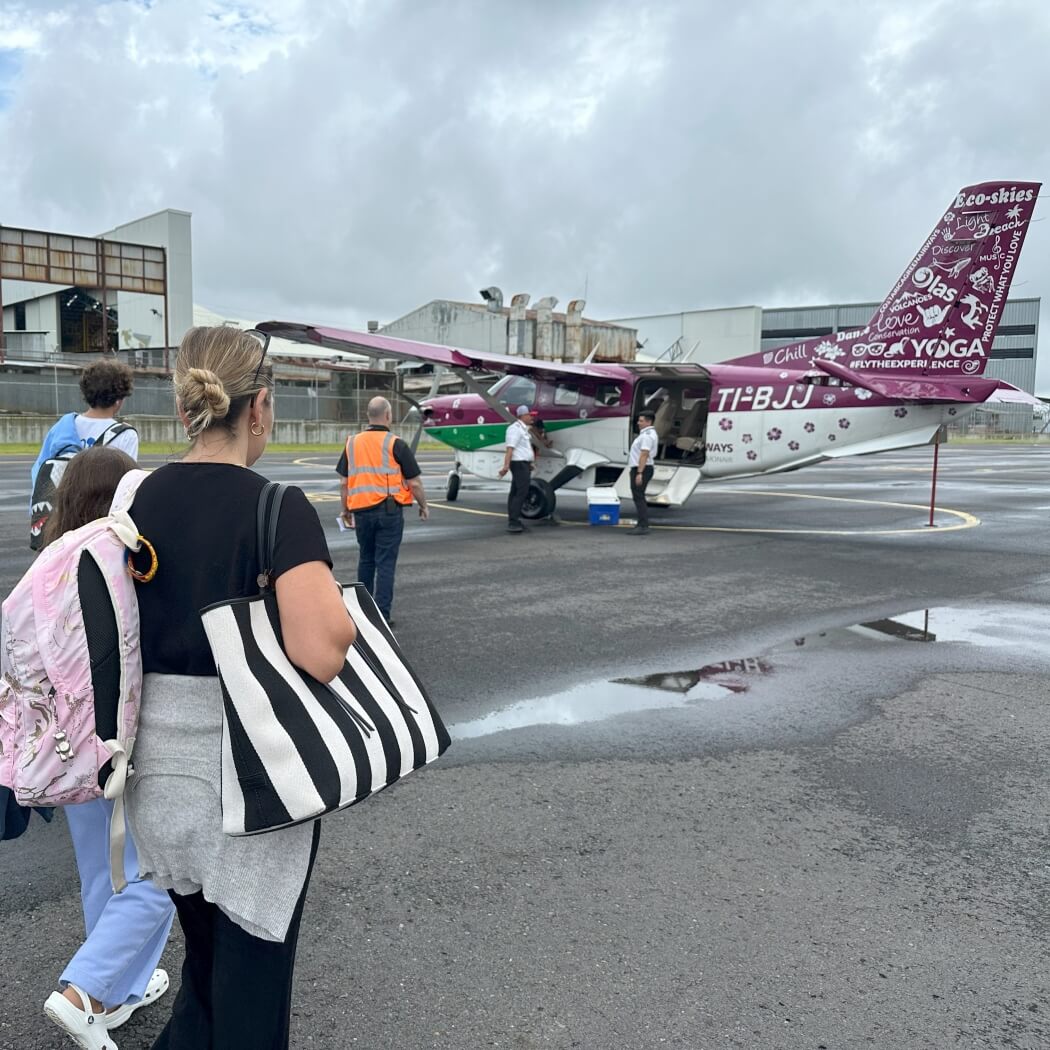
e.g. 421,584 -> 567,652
245,329 -> 271,386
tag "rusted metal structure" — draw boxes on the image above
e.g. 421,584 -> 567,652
0,224 -> 170,366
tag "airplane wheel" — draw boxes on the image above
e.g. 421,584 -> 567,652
522,479 -> 556,520
446,472 -> 460,502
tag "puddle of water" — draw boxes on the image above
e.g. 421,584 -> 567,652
448,605 -> 1047,739
451,680 -> 703,739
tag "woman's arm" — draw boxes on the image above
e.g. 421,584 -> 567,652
275,561 -> 357,681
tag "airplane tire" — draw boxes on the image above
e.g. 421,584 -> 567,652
522,479 -> 556,520
446,472 -> 461,502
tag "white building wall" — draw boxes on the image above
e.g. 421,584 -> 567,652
383,301 -> 509,355
612,306 -> 761,364
26,294 -> 60,343
2,292 -> 61,349
106,210 -> 193,351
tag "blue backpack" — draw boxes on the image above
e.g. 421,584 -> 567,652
29,413 -> 135,550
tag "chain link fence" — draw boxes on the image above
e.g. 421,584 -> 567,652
947,404 -> 1050,439
0,372 -> 414,422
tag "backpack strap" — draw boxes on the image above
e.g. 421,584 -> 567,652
103,741 -> 132,893
109,468 -> 149,517
99,421 -> 136,445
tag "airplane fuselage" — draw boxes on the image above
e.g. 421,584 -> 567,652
421,363 -> 966,506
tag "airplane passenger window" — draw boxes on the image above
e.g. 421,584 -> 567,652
595,383 -> 621,406
554,383 -> 580,406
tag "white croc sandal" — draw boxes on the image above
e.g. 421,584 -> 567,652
105,968 -> 170,1030
43,984 -> 117,1050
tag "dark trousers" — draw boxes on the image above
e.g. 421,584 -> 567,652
152,822 -> 321,1050
630,465 -> 654,528
355,501 -> 405,619
507,461 -> 531,525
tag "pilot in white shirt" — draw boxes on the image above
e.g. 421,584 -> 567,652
627,411 -> 658,535
498,405 -> 536,533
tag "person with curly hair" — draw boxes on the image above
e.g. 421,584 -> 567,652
29,359 -> 139,548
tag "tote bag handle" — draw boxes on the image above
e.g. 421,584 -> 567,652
255,482 -> 287,591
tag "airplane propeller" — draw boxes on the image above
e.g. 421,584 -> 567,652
399,391 -> 427,454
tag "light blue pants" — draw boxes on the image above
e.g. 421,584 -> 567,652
60,798 -> 175,1008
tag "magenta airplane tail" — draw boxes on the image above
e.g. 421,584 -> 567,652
726,180 -> 1041,378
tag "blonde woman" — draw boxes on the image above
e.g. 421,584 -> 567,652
126,327 -> 356,1049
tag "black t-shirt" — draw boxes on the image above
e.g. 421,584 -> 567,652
335,426 -> 421,480
130,463 -> 332,677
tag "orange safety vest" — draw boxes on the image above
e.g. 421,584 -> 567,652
344,429 -> 413,511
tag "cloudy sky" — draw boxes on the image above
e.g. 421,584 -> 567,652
1,0 -> 1048,376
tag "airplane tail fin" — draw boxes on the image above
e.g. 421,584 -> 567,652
725,181 -> 1041,377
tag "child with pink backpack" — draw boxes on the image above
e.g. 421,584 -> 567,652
0,446 -> 175,1050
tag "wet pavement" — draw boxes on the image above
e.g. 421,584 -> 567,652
2,444 -> 1050,1048
450,603 -> 1050,740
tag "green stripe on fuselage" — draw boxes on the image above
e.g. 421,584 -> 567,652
425,417 -> 598,451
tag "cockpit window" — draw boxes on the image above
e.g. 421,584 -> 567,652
491,376 -> 537,405
595,383 -> 622,407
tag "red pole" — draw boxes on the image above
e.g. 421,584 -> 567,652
928,432 -> 941,527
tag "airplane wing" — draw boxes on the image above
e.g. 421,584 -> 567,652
257,322 -> 635,382
815,359 -> 1001,403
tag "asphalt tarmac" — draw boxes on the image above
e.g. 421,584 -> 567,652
2,443 -> 1050,1049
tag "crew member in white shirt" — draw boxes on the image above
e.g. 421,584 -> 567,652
497,404 -> 535,533
627,410 -> 658,535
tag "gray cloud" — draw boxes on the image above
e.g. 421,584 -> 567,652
2,0 -> 1048,377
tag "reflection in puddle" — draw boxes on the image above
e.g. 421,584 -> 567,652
449,605 -> 1043,739
617,658 -> 774,698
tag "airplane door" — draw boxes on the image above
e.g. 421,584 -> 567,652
630,369 -> 711,466
622,368 -> 711,508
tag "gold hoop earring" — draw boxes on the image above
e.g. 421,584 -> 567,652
250,421 -> 265,436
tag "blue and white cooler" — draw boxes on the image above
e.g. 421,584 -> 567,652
586,486 -> 621,526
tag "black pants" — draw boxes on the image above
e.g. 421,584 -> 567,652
151,822 -> 321,1050
630,465 -> 654,528
507,461 -> 531,525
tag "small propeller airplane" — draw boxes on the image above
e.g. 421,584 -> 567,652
261,179 -> 1042,520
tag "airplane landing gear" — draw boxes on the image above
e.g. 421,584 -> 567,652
446,468 -> 461,502
522,479 -> 556,520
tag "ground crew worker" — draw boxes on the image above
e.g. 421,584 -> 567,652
627,409 -> 658,535
337,396 -> 428,627
498,404 -> 535,533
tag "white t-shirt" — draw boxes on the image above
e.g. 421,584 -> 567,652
629,426 -> 658,467
505,420 -> 534,462
75,415 -> 139,461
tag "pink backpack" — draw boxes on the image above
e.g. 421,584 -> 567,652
0,469 -> 149,891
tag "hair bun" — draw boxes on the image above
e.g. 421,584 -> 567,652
185,367 -> 231,419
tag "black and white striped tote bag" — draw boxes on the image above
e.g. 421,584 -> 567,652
200,484 -> 450,836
